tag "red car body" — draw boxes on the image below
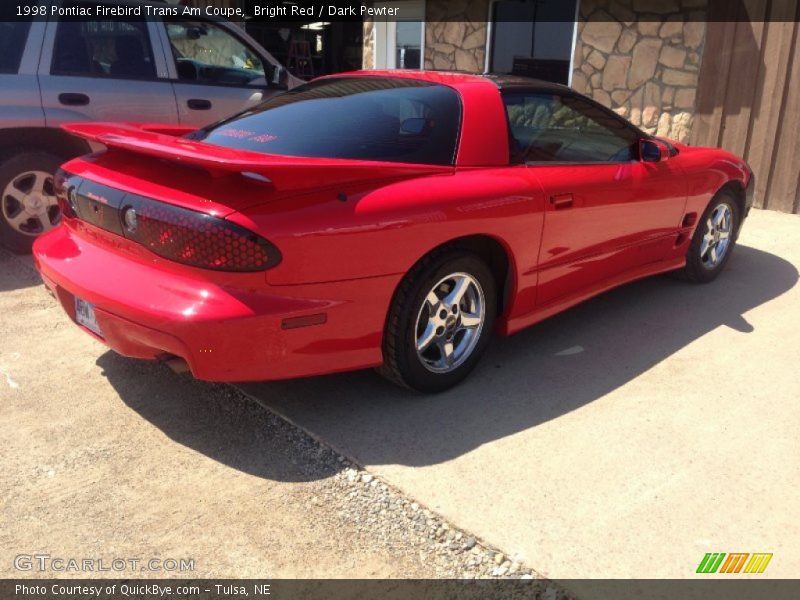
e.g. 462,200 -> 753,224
33,71 -> 753,382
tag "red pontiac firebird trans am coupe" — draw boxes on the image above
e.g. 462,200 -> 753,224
33,71 -> 754,392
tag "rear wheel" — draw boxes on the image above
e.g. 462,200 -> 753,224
380,250 -> 496,393
0,152 -> 63,253
680,191 -> 740,283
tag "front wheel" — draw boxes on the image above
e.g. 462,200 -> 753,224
679,191 -> 740,283
379,250 -> 497,393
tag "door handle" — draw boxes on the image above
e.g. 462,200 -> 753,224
550,193 -> 574,208
187,98 -> 212,110
58,93 -> 90,106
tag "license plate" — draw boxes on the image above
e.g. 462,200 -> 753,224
75,297 -> 103,337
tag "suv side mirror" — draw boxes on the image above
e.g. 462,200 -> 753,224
641,139 -> 669,163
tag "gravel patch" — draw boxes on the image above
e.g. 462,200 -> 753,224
237,385 -> 574,596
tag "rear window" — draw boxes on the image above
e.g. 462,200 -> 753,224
51,18 -> 155,79
0,21 -> 31,74
192,77 -> 462,165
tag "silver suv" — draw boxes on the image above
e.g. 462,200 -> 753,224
0,1 -> 298,253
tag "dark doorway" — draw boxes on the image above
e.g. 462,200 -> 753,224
489,0 -> 578,84
245,20 -> 363,79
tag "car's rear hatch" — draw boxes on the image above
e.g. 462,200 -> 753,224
62,122 -> 453,219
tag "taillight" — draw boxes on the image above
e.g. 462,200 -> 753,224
119,197 -> 280,272
54,168 -> 77,219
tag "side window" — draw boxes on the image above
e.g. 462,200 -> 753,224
51,18 -> 156,80
166,21 -> 267,87
503,92 -> 640,163
0,21 -> 32,74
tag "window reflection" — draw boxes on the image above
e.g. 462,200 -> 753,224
490,0 -> 577,84
396,21 -> 422,69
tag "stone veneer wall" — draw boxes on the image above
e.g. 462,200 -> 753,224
361,0 -> 489,72
362,19 -> 375,70
572,0 -> 707,141
424,0 -> 489,72
363,0 -> 707,144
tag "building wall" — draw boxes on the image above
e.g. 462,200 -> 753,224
418,0 -> 706,143
362,19 -> 375,69
572,0 -> 707,142
423,0 -> 489,72
693,12 -> 800,214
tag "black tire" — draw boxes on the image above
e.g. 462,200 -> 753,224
679,190 -> 741,284
0,152 -> 64,254
379,249 -> 497,393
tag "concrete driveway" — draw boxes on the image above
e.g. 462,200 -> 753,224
2,209 -> 797,593
1,250 -> 543,581
240,208 -> 800,582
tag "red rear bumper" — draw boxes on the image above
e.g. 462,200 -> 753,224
33,225 -> 400,381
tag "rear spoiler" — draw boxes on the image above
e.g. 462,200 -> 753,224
63,122 -> 452,191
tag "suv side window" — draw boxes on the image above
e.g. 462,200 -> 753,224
165,20 -> 267,87
51,18 -> 156,80
503,92 -> 640,163
0,21 -> 32,74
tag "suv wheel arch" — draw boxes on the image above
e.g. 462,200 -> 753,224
0,127 -> 91,163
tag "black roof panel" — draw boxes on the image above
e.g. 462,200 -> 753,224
483,73 -> 573,93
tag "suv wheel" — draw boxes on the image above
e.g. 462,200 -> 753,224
0,152 -> 63,254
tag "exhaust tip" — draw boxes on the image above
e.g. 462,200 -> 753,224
157,354 -> 190,374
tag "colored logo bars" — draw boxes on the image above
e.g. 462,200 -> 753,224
696,553 -> 773,574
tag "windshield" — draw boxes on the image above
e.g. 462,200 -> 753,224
166,20 -> 266,87
190,77 -> 462,165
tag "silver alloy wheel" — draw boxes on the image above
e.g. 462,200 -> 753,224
1,170 -> 59,236
699,202 -> 733,269
415,272 -> 485,373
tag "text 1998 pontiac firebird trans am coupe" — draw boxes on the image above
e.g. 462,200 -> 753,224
33,71 -> 754,392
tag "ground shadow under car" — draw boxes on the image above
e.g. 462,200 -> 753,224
99,245 -> 797,481
0,251 -> 42,292
96,354 -> 342,482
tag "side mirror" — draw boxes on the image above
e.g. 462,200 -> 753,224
640,139 -> 669,163
271,65 -> 288,87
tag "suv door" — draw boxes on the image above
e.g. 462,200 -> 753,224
160,19 -> 285,127
38,3 -> 179,127
0,20 -> 43,129
504,91 -> 686,306
0,20 -> 58,252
